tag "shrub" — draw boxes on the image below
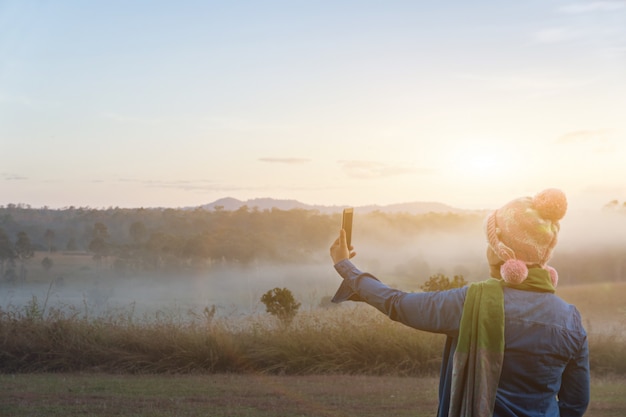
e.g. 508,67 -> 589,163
260,287 -> 301,326
420,273 -> 468,292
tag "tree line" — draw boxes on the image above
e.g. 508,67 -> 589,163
0,204 -> 341,279
1,203 -> 625,284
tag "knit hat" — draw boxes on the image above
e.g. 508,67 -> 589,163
485,188 -> 567,287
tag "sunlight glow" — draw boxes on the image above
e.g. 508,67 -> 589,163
1,2 -> 624,210
465,153 -> 500,174
448,140 -> 517,184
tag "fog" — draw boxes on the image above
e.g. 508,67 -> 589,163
1,208 -> 624,321
559,209 -> 626,250
0,261 -> 343,320
0,237 -> 484,321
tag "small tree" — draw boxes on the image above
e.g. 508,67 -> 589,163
260,287 -> 301,326
0,227 -> 15,278
41,257 -> 53,274
89,222 -> 110,263
420,273 -> 468,292
43,229 -> 56,253
129,221 -> 147,244
15,231 -> 34,282
66,236 -> 78,251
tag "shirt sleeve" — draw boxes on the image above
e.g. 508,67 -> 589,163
331,259 -> 466,335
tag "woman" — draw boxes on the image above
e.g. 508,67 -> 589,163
329,189 -> 589,417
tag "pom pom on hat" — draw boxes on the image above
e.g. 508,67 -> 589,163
533,188 -> 567,222
500,259 -> 528,284
545,265 -> 559,288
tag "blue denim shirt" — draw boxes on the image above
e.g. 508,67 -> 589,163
333,259 -> 590,417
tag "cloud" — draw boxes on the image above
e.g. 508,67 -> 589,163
77,178 -> 336,198
533,27 -> 580,44
2,173 -> 28,180
0,94 -> 60,109
258,157 -> 311,164
556,129 -> 618,153
137,180 -> 338,197
556,129 -> 613,144
533,4 -> 625,51
574,184 -> 626,208
99,112 -> 162,125
339,160 -> 423,179
558,1 -> 626,14
137,179 -> 218,191
121,178 -> 275,193
581,183 -> 626,195
456,72 -> 586,96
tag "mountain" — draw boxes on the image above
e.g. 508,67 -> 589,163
196,197 -> 342,213
195,197 -> 474,215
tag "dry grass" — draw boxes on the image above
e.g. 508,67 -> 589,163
1,279 -> 625,416
0,300 -> 445,375
0,293 -> 625,376
557,281 -> 626,334
0,279 -> 624,376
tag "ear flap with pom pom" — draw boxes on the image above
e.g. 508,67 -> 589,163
545,265 -> 559,288
500,259 -> 528,284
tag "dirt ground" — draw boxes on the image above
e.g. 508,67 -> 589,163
1,373 -> 626,417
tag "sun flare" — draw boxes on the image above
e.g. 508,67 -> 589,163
465,153 -> 500,173
448,140 -> 520,185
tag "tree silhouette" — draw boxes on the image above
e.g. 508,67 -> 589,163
89,222 -> 110,262
129,221 -> 147,244
41,256 -> 53,275
420,273 -> 468,292
43,228 -> 56,253
14,231 -> 34,282
0,227 -> 15,279
66,236 -> 78,251
260,287 -> 301,326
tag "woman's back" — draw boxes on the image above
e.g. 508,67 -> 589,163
497,288 -> 589,417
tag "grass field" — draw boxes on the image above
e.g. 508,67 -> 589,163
1,373 -> 626,417
2,253 -> 626,415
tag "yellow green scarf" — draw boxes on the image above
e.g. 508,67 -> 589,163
449,268 -> 555,417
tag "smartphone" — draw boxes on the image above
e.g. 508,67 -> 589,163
341,208 -> 354,248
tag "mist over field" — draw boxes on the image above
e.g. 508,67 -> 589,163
1,205 -> 625,324
0,261 -> 342,319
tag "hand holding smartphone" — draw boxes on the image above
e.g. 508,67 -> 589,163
341,208 -> 354,248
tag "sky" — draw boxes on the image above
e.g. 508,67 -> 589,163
1,0 -> 625,211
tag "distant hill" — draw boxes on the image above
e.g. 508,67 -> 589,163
194,197 -> 474,215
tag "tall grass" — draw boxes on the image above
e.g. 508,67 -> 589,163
1,297 -> 624,376
0,298 -> 442,375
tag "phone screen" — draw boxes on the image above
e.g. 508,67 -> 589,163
342,208 -> 354,248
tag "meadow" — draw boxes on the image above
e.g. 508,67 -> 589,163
1,286 -> 625,375
1,250 -> 625,376
1,250 -> 625,415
